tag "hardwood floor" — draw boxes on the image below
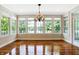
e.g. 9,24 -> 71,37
0,40 -> 79,55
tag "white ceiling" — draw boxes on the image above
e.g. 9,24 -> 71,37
1,4 -> 78,15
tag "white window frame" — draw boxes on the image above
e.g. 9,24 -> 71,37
10,19 -> 16,35
17,16 -> 62,34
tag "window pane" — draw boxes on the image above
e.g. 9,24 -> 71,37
45,18 -> 52,33
18,18 -> 27,34
74,16 -> 79,40
53,18 -> 61,33
20,45 -> 26,55
0,18 -> 1,35
64,17 -> 68,33
45,45 -> 51,55
36,45 -> 43,55
28,18 -> 34,33
28,45 -> 34,55
53,45 -> 60,55
36,21 -> 43,33
10,19 -> 16,35
1,17 -> 9,35
11,48 -> 16,55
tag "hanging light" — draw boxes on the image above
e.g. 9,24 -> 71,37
35,4 -> 45,21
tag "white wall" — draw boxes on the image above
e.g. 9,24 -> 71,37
0,5 -> 16,48
0,35 -> 16,48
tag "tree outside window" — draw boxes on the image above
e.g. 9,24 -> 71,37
45,20 -> 52,33
54,18 -> 61,33
1,17 -> 9,35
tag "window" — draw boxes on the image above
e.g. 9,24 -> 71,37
18,18 -> 27,34
17,16 -> 61,34
28,18 -> 34,33
74,15 -> 79,40
45,18 -> 52,33
53,17 -> 61,33
0,18 -> 1,35
64,17 -> 68,33
1,17 -> 9,35
36,21 -> 43,33
10,19 -> 16,35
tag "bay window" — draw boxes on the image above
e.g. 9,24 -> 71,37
17,16 -> 61,34
0,16 -> 62,35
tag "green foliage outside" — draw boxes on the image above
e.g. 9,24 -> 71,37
45,20 -> 60,33
0,17 -> 61,35
1,17 -> 9,35
45,21 -> 52,32
54,21 -> 60,32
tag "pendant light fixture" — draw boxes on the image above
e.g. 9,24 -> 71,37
35,4 -> 45,21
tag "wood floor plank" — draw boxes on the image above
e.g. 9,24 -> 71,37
0,40 -> 79,55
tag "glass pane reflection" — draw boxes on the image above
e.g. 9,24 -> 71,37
20,45 -> 26,55
53,45 -> 60,55
36,45 -> 43,55
45,45 -> 51,55
28,45 -> 34,55
11,48 -> 16,55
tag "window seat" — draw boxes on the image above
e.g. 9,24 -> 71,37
17,34 -> 64,40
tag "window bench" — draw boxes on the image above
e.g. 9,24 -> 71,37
17,34 -> 64,40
